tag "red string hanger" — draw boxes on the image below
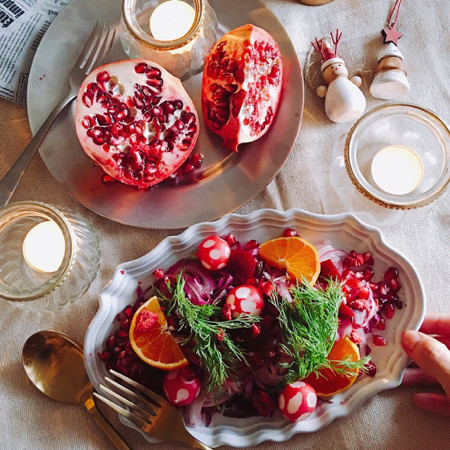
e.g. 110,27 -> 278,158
382,0 -> 403,45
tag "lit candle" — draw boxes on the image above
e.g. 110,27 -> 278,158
150,0 -> 195,41
23,221 -> 65,273
371,145 -> 424,195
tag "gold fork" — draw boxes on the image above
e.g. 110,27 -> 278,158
0,21 -> 115,207
94,370 -> 212,450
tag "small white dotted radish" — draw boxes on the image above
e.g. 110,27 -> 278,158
225,284 -> 264,318
278,381 -> 317,422
197,236 -> 231,270
163,367 -> 201,406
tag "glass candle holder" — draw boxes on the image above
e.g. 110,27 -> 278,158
121,0 -> 218,80
0,201 -> 100,312
329,103 -> 449,226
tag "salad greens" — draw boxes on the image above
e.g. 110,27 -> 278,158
166,274 -> 260,391
275,281 -> 369,384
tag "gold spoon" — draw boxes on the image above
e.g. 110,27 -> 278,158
22,330 -> 131,450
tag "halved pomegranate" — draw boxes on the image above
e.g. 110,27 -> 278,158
201,24 -> 283,151
75,59 -> 199,188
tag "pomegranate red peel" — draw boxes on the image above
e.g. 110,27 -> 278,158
201,24 -> 283,151
75,59 -> 199,188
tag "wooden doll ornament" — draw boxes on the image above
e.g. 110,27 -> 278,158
370,0 -> 410,99
312,30 -> 366,123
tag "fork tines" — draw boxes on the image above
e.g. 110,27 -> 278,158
94,370 -> 164,429
78,21 -> 115,74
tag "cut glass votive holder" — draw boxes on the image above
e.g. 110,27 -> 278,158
121,0 -> 218,80
0,201 -> 100,312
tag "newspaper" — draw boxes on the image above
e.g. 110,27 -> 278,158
0,0 -> 69,106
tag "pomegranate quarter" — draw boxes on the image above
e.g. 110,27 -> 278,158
201,24 -> 283,151
75,59 -> 199,188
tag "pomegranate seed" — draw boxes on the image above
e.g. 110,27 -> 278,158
191,152 -> 204,168
96,71 -> 111,83
282,227 -> 299,237
260,280 -> 274,296
350,329 -> 363,344
216,329 -> 225,341
97,351 -> 111,361
374,316 -> 386,330
123,305 -> 133,317
362,267 -> 374,281
153,268 -> 165,279
384,302 -> 395,319
363,252 -> 374,266
375,282 -> 389,297
223,233 -> 237,247
364,360 -> 377,377
358,287 -> 370,300
373,335 -> 388,346
106,335 -> 116,349
251,324 -> 261,337
135,62 -> 148,73
101,174 -> 116,183
244,239 -> 259,250
389,278 -> 401,293
384,267 -> 399,282
183,163 -> 194,173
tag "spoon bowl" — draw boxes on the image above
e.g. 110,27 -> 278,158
22,330 -> 130,450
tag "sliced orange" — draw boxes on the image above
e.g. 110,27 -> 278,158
259,236 -> 321,285
129,296 -> 188,370
302,336 -> 360,397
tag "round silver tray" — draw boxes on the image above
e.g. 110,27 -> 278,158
27,0 -> 303,229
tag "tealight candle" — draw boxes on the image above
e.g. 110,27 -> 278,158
121,0 -> 218,79
371,145 -> 424,195
23,221 -> 65,273
150,0 -> 195,41
0,201 -> 100,312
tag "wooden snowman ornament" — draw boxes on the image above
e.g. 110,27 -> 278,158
312,30 -> 366,123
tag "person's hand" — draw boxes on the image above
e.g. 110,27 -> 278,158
401,313 -> 450,416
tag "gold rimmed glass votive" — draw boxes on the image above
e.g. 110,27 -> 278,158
121,0 -> 218,79
329,103 -> 449,226
0,201 -> 100,312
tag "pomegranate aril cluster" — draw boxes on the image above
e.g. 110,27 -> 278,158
340,250 -> 402,351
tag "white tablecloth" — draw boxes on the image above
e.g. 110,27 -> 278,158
0,0 -> 449,448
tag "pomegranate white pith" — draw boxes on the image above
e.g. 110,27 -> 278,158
201,24 -> 283,151
75,59 -> 199,188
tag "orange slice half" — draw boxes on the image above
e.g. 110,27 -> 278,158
129,296 -> 188,371
259,236 -> 321,285
302,336 -> 360,397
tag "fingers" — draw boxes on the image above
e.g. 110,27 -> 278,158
402,368 -> 440,387
412,393 -> 450,417
402,330 -> 450,396
420,314 -> 450,336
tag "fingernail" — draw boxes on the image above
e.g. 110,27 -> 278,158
402,330 -> 420,353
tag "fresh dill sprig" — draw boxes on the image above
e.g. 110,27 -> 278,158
168,274 -> 260,391
274,281 -> 368,384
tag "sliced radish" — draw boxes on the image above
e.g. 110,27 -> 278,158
196,236 -> 231,271
225,284 -> 264,318
278,381 -> 317,422
163,367 -> 201,406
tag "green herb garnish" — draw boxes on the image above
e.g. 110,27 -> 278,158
168,274 -> 260,391
274,281 -> 369,384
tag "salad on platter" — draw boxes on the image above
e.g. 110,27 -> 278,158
97,226 -> 404,426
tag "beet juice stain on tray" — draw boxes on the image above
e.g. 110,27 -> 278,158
27,0 -> 304,229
